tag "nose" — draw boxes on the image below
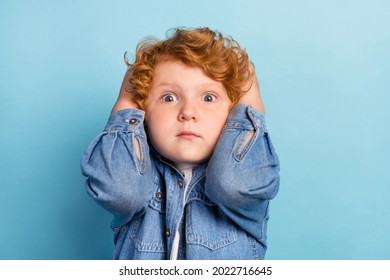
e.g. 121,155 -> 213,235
178,101 -> 198,121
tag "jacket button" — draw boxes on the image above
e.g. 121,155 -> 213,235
156,192 -> 162,200
165,228 -> 171,237
128,118 -> 138,124
177,180 -> 183,188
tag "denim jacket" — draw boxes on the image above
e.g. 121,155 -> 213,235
81,103 -> 280,259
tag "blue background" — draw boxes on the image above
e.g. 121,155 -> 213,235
1,0 -> 389,259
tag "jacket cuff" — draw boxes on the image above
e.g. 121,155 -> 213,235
225,103 -> 267,132
104,109 -> 145,132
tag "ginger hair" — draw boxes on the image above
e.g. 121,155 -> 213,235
125,27 -> 252,111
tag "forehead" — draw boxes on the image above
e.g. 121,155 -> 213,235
152,60 -> 223,87
154,59 -> 201,75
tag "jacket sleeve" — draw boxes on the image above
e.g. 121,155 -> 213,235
205,104 -> 280,240
80,109 -> 153,229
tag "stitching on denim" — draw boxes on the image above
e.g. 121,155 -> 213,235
131,215 -> 167,253
186,203 -> 237,250
260,202 -> 270,243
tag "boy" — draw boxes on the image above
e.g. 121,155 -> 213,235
81,27 -> 280,259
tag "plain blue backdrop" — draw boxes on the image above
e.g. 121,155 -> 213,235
1,0 -> 389,259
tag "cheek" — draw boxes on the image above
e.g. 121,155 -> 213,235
145,113 -> 170,145
145,118 -> 159,139
207,114 -> 229,139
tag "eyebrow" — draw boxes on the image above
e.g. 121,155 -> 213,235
153,82 -> 177,87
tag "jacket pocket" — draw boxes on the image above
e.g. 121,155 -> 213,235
186,200 -> 237,250
130,209 -> 167,253
130,174 -> 167,254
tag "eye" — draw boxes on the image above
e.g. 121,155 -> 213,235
202,93 -> 217,102
161,93 -> 177,102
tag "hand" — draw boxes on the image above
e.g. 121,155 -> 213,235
111,69 -> 139,112
238,63 -> 265,113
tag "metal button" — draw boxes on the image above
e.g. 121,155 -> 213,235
128,118 -> 138,124
165,228 -> 171,237
177,180 -> 183,188
156,191 -> 162,200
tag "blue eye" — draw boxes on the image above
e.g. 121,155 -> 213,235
162,94 -> 177,102
202,93 -> 217,102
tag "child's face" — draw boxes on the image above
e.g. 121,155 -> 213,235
145,60 -> 232,165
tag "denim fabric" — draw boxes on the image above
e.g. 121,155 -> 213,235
81,103 -> 280,259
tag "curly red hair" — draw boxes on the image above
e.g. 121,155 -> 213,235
125,27 -> 252,111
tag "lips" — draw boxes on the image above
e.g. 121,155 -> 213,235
177,131 -> 199,139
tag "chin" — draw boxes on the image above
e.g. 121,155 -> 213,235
164,150 -> 212,165
175,156 -> 211,165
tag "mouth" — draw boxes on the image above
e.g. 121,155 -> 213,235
177,131 -> 200,139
